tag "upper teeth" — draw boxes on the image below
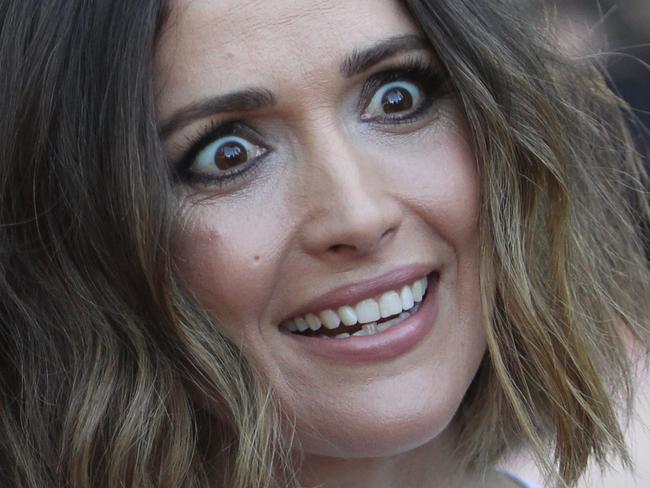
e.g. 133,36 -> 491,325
282,276 -> 429,333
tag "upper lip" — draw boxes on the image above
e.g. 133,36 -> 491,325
281,263 -> 437,323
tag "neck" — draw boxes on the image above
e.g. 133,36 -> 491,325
296,427 -> 499,488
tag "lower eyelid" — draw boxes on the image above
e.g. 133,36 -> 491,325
362,81 -> 424,120
178,148 -> 272,189
172,122 -> 263,169
369,99 -> 456,138
193,136 -> 263,171
364,91 -> 439,126
360,68 -> 449,121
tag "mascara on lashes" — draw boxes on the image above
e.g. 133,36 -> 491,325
171,59 -> 450,186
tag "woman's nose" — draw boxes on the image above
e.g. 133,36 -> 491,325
298,139 -> 403,262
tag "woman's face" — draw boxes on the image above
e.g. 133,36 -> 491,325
155,0 -> 486,458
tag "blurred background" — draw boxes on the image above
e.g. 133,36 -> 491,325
556,0 -> 649,151
502,2 -> 649,486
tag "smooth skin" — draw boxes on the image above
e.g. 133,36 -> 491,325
155,1 -> 514,487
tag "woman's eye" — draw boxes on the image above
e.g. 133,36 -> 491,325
172,122 -> 272,188
189,134 -> 267,177
361,80 -> 425,122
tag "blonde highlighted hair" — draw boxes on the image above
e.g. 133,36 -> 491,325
0,0 -> 647,487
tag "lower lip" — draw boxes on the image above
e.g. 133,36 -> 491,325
281,274 -> 438,364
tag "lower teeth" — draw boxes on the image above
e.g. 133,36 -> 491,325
320,301 -> 422,339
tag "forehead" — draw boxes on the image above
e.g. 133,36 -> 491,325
154,0 -> 419,118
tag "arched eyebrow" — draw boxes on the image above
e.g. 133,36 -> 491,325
159,88 -> 276,140
158,34 -> 430,140
340,34 -> 429,78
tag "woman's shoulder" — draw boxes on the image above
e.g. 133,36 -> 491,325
494,467 -> 544,488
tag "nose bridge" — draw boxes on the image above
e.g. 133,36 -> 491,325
298,124 -> 402,259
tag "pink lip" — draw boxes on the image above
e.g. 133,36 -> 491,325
282,263 -> 437,322
281,272 -> 439,363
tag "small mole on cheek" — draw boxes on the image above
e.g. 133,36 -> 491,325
253,255 -> 260,262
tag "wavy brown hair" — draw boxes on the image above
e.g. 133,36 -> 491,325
0,1 -> 648,487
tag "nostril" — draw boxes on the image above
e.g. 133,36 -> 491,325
327,227 -> 397,255
381,226 -> 396,241
328,244 -> 348,253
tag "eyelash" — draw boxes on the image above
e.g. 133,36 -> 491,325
171,121 -> 269,188
358,56 -> 448,124
171,57 -> 449,187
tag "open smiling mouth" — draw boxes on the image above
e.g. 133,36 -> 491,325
280,272 -> 437,339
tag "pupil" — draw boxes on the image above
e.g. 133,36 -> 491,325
216,141 -> 248,169
382,87 -> 413,114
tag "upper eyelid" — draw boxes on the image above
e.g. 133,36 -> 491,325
340,34 -> 430,78
170,59 -> 441,168
160,40 -> 437,141
165,52 -> 437,134
159,88 -> 276,141
356,60 -> 439,111
173,122 -> 264,171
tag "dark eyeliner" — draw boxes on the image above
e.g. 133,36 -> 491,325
173,120 -> 237,175
358,56 -> 450,124
171,121 -> 269,187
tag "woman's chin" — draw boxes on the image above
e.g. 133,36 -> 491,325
295,409 -> 455,459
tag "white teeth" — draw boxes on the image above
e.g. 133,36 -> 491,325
379,291 -> 402,318
362,322 -> 378,335
305,313 -> 322,331
283,320 -> 298,332
294,317 -> 309,332
355,298 -> 381,324
400,285 -> 415,310
284,274 -> 433,334
319,309 -> 341,329
376,318 -> 396,332
337,305 -> 358,326
412,277 -> 426,302
320,304 -> 422,340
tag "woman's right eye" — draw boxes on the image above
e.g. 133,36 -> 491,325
175,123 -> 270,185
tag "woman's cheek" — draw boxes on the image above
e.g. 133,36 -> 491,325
171,197 -> 292,339
367,107 -> 479,240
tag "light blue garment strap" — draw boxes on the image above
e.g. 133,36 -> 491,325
494,467 -> 544,488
